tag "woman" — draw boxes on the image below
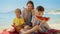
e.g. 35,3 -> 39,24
22,1 -> 35,26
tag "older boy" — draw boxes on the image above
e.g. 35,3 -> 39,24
31,6 -> 50,34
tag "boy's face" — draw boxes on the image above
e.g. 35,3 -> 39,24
15,10 -> 21,18
35,10 -> 44,17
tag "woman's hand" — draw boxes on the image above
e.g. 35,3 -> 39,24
31,9 -> 35,16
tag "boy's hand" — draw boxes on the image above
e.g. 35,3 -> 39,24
11,24 -> 14,27
40,19 -> 47,26
12,25 -> 16,28
41,19 -> 46,23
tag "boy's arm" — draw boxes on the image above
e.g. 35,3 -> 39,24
44,23 -> 51,30
37,25 -> 42,32
12,23 -> 16,28
32,17 -> 37,27
39,18 -> 51,30
39,19 -> 46,25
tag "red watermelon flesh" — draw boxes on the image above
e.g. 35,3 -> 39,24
36,16 -> 49,21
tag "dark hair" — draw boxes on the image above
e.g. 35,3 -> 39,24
15,8 -> 21,14
27,1 -> 34,8
36,6 -> 44,12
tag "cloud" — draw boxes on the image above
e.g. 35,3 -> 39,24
45,10 -> 60,15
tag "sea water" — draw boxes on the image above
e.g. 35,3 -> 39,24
0,12 -> 60,31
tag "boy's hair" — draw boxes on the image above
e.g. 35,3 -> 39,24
27,1 -> 34,8
36,6 -> 44,12
15,8 -> 21,14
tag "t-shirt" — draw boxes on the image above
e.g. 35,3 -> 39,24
13,17 -> 25,30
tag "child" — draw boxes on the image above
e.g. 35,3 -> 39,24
1,8 -> 25,34
31,6 -> 50,33
12,8 -> 25,33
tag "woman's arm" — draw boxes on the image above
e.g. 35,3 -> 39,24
20,25 -> 39,34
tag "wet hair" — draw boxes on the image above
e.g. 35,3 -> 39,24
15,8 -> 21,14
27,1 -> 34,8
36,6 -> 44,12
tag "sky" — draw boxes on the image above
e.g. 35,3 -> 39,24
0,0 -> 60,12
0,0 -> 60,31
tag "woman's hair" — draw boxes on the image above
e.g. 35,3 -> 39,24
27,1 -> 34,9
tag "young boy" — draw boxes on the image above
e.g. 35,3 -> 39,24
1,8 -> 25,34
12,8 -> 25,33
31,6 -> 50,33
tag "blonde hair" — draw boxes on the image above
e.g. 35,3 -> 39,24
15,8 -> 21,14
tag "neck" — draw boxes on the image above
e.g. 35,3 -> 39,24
17,16 -> 21,18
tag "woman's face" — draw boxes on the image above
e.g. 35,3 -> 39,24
27,3 -> 34,11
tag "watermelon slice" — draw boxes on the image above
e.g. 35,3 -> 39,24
36,16 -> 49,21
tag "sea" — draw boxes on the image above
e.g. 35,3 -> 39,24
0,12 -> 60,31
